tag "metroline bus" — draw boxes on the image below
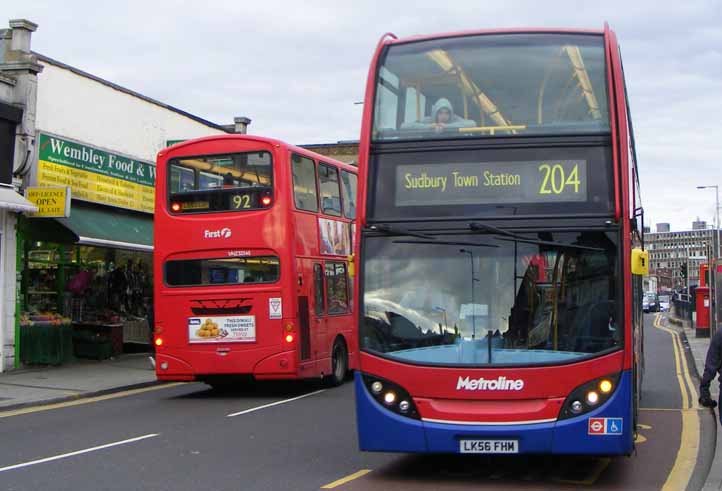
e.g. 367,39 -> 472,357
153,135 -> 358,388
354,25 -> 648,455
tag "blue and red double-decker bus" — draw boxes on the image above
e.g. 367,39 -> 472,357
354,25 -> 646,455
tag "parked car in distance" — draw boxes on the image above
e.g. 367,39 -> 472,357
643,293 -> 659,313
658,295 -> 671,312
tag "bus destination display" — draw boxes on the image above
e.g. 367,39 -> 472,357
395,160 -> 587,207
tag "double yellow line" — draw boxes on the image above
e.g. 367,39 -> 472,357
653,313 -> 700,491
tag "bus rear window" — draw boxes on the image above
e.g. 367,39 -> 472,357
168,151 -> 273,213
165,256 -> 280,286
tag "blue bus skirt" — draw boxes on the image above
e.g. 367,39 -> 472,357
354,370 -> 634,455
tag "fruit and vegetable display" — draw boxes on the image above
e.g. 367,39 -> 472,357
19,312 -> 72,328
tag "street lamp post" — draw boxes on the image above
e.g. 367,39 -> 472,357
697,185 -> 719,337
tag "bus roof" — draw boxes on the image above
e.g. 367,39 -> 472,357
383,27 -> 605,47
159,134 -> 357,173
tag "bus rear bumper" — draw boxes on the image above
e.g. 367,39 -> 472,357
355,371 -> 633,455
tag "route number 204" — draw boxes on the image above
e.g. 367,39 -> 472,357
538,163 -> 581,195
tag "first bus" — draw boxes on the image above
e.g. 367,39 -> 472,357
354,25 -> 647,455
153,135 -> 358,388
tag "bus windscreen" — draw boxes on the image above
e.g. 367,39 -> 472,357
373,34 -> 609,141
168,151 -> 273,213
361,231 -> 620,367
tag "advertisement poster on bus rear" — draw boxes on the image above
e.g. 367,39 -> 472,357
188,316 -> 256,343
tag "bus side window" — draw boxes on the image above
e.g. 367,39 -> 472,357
325,262 -> 349,315
340,170 -> 357,220
292,154 -> 318,212
319,163 -> 342,216
314,263 -> 325,316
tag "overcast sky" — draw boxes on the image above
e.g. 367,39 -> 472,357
8,1 -> 722,231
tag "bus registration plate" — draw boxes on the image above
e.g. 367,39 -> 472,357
459,439 -> 518,454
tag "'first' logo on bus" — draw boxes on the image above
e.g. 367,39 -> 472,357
204,228 -> 232,239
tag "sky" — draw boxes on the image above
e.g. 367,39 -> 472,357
8,0 -> 722,231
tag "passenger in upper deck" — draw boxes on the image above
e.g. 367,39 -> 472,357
401,98 -> 476,133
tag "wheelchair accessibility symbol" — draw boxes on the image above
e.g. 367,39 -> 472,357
588,417 -> 623,435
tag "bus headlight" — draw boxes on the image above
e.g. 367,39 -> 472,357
558,372 -> 620,420
362,374 -> 420,420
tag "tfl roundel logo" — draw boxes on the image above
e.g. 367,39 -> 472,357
588,417 -> 623,435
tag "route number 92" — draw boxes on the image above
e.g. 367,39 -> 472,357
538,163 -> 581,195
232,194 -> 252,209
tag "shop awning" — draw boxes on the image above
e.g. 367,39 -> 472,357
0,185 -> 39,213
58,203 -> 153,252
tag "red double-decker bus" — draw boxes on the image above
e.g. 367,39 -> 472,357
153,135 -> 358,388
354,25 -> 647,455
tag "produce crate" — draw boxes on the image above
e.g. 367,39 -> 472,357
73,340 -> 113,360
20,324 -> 74,365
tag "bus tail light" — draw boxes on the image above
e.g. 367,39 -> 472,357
559,372 -> 620,420
261,195 -> 272,207
170,202 -> 181,212
283,321 -> 295,344
362,373 -> 420,420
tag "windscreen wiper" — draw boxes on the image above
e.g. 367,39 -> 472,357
365,223 -> 436,240
468,221 -> 604,252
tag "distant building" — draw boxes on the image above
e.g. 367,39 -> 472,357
693,218 -> 707,230
645,221 -> 713,289
299,141 -> 358,166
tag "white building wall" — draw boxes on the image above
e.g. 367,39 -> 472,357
1,211 -> 17,371
35,60 -> 225,162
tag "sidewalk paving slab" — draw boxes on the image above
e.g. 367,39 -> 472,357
0,353 -> 159,411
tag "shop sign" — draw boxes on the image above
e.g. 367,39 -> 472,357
36,133 -> 155,213
24,186 -> 71,218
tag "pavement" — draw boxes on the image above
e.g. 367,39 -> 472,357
0,353 -> 158,410
667,308 -> 722,491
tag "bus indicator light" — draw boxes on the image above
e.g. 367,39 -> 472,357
155,337 -> 163,347
285,334 -> 294,343
171,203 -> 181,212
599,380 -> 613,393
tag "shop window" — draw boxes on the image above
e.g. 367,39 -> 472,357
292,154 -> 318,212
325,262 -> 349,315
341,170 -> 357,219
319,164 -> 342,216
165,256 -> 280,286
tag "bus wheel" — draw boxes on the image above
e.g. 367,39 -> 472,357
325,338 -> 348,387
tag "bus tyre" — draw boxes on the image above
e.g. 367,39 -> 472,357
325,338 -> 348,387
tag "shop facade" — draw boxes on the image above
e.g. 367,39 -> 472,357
0,18 -> 234,370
